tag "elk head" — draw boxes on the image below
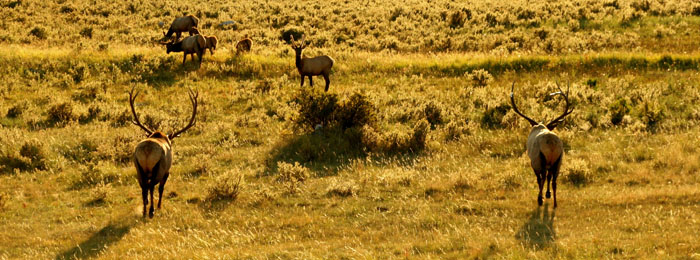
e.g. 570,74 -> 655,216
289,34 -> 307,54
510,82 -> 573,208
129,87 -> 199,218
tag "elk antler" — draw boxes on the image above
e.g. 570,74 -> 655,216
290,35 -> 297,47
545,82 -> 574,130
300,34 -> 307,48
168,88 -> 199,139
510,82 -> 538,126
129,87 -> 154,136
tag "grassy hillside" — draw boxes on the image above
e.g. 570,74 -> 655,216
1,0 -> 700,259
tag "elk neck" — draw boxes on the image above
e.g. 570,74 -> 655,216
294,50 -> 304,74
167,41 -> 183,53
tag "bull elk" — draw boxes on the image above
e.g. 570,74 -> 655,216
290,35 -> 335,92
163,15 -> 199,42
129,87 -> 199,218
510,82 -> 573,208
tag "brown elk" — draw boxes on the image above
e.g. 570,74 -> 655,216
235,35 -> 252,54
163,15 -> 199,41
510,82 -> 573,208
161,35 -> 207,66
203,36 -> 218,55
185,27 -> 217,56
290,35 -> 335,92
129,87 -> 199,218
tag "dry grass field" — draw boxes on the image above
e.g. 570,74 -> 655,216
1,0 -> 700,259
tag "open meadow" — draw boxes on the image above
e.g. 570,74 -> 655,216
1,0 -> 700,259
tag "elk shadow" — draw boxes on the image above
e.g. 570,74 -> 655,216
55,216 -> 139,260
515,204 -> 556,250
264,129 -> 421,177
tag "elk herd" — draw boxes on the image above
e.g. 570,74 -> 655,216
131,15 -> 573,218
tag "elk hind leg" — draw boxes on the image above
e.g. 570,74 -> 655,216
147,160 -> 161,218
157,172 -> 169,209
535,152 -> 548,206
545,169 -> 553,199
135,163 -> 149,217
308,75 -> 313,86
549,155 -> 562,208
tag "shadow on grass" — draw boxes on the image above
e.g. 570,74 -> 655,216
264,130 -> 369,177
55,215 -> 139,260
515,204 -> 556,250
264,130 -> 423,177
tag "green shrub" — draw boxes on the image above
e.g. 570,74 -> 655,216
422,101 -> 444,128
70,163 -> 121,189
80,27 -> 93,38
292,89 -> 338,131
280,27 -> 304,44
47,102 -> 75,125
206,173 -> 243,202
638,100 -> 665,131
449,10 -> 469,28
466,69 -> 493,87
608,98 -> 630,126
29,27 -> 47,39
276,162 -> 310,194
19,141 -> 47,171
334,92 -> 377,130
326,181 -> 358,197
481,103 -> 510,129
6,103 -> 26,118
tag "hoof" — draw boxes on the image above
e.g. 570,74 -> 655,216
545,191 -> 551,199
149,208 -> 155,218
537,196 -> 543,206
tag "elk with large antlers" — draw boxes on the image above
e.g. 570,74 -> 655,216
129,87 -> 199,218
510,82 -> 573,208
290,35 -> 335,92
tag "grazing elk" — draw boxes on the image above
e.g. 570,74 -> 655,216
235,35 -> 252,54
185,27 -> 217,56
510,82 -> 573,208
163,15 -> 199,41
203,35 -> 218,55
161,35 -> 207,66
289,35 -> 335,92
129,87 -> 199,218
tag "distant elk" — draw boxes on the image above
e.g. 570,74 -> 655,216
510,82 -> 574,208
129,87 -> 199,218
184,27 -> 217,56
236,35 -> 252,54
163,15 -> 199,41
203,35 -> 218,55
289,35 -> 335,92
161,35 -> 207,66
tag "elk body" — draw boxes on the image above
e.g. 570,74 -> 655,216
510,83 -> 573,208
290,35 -> 335,92
129,88 -> 199,218
184,27 -> 216,56
163,15 -> 199,41
162,35 -> 207,65
235,36 -> 252,54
